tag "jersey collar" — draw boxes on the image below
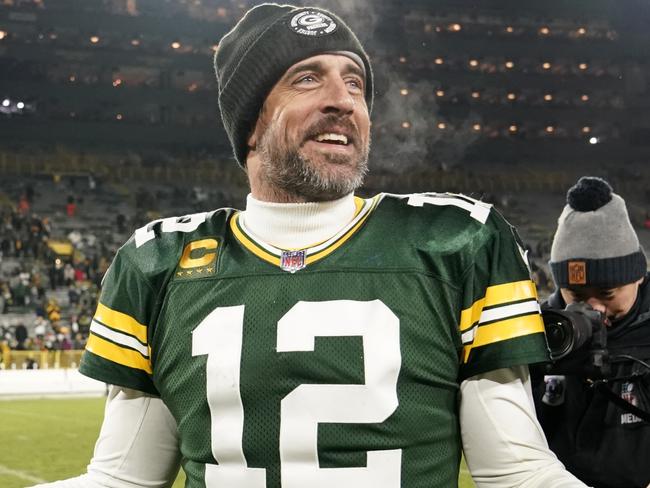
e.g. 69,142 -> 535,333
230,195 -> 380,271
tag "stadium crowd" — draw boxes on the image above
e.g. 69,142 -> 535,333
0,188 -> 111,360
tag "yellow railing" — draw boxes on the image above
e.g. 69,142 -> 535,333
0,349 -> 85,370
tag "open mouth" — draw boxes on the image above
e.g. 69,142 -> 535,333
314,132 -> 349,146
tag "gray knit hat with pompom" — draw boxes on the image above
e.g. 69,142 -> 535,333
549,176 -> 646,288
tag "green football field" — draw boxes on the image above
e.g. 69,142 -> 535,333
0,396 -> 475,488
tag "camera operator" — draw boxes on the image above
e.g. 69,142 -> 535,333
533,176 -> 650,488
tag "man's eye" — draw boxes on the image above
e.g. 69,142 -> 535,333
347,79 -> 363,90
296,75 -> 316,84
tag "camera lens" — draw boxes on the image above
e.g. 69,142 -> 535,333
543,312 -> 573,359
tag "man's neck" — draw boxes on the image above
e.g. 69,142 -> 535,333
240,193 -> 357,249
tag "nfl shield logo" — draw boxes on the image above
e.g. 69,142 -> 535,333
280,250 -> 306,273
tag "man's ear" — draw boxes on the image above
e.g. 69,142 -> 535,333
247,123 -> 259,151
248,107 -> 267,151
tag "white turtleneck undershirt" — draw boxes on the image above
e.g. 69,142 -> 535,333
240,193 -> 357,249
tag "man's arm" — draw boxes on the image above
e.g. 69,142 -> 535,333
460,365 -> 590,488
29,386 -> 181,488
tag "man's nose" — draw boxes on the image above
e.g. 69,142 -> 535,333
320,78 -> 355,115
585,297 -> 607,314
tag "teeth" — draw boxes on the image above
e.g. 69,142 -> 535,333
315,133 -> 348,144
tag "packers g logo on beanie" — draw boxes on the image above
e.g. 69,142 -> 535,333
289,11 -> 337,36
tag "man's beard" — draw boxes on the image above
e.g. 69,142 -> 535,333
257,115 -> 369,202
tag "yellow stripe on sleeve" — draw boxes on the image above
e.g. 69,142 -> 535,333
459,297 -> 486,333
94,302 -> 148,345
462,313 -> 545,363
459,280 -> 539,331
484,280 -> 539,307
86,333 -> 153,374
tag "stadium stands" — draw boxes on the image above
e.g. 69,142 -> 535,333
1,0 -> 650,367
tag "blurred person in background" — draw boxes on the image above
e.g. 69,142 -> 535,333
533,177 -> 650,488
33,3 -> 587,488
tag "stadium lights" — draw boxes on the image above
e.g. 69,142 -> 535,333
545,125 -> 555,133
399,56 -> 407,63
2,99 -> 10,107
469,59 -> 479,67
112,79 -> 122,87
449,23 -> 462,32
116,114 -> 123,120
539,26 -> 550,35
171,41 -> 181,49
471,91 -> 481,99
16,102 -> 24,109
581,94 -> 590,102
401,121 -> 411,129
579,62 -> 588,70
505,61 -> 515,69
437,122 -> 447,130
90,36 -> 100,44
577,27 -> 587,35
505,26 -> 514,33
582,126 -> 591,133
400,88 -> 409,96
509,124 -> 518,133
434,57 -> 444,65
69,75 -> 76,82
131,39 -> 140,46
542,62 -> 552,70
589,136 -> 599,144
472,123 -> 481,131
0,30 -> 7,40
507,93 -> 517,101
436,90 -> 445,97
544,94 -> 553,101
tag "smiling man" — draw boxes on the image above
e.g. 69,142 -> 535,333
33,4 -> 588,488
247,54 -> 370,202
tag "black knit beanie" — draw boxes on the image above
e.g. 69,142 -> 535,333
549,176 -> 647,288
214,3 -> 374,167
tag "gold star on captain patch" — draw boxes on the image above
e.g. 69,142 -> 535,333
206,267 -> 214,272
176,271 -> 184,277
186,270 -> 193,275
196,268 -> 204,274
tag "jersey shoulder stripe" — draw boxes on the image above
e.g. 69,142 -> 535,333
94,302 -> 147,344
85,333 -> 152,374
459,280 -> 543,364
459,280 -> 539,332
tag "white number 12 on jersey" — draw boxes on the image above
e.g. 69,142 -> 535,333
192,300 -> 402,487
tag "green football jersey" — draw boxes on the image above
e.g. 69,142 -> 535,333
80,192 -> 549,488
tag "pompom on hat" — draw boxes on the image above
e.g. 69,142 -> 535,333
549,176 -> 647,288
214,3 -> 373,167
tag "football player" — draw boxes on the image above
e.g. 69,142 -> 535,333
33,4 -> 588,487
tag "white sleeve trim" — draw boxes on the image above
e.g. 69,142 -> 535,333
29,386 -> 181,488
460,365 -> 591,488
